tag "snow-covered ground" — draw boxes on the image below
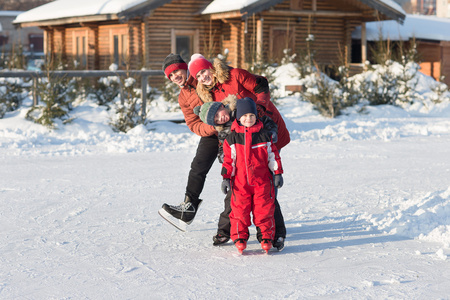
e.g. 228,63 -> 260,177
1,74 -> 450,298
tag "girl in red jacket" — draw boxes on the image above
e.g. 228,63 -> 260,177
220,97 -> 284,254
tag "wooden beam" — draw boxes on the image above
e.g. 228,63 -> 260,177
361,22 -> 367,67
256,18 -> 263,61
207,11 -> 243,20
264,10 -> 363,18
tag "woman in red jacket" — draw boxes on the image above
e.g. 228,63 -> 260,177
220,98 -> 284,254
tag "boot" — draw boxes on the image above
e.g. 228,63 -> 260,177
273,237 -> 285,251
213,234 -> 230,246
158,195 -> 202,231
261,239 -> 272,254
234,239 -> 247,254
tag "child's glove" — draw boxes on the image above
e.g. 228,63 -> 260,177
221,178 -> 231,194
274,174 -> 283,188
271,131 -> 278,143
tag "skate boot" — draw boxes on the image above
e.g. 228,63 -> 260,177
261,239 -> 272,254
158,195 -> 202,231
234,239 -> 247,254
213,234 -> 230,246
273,237 -> 285,251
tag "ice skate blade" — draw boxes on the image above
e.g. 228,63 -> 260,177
158,208 -> 188,232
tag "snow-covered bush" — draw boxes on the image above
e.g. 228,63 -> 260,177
88,76 -> 121,107
429,78 -> 450,104
109,76 -> 155,132
0,77 -> 28,118
247,59 -> 279,103
299,71 -> 343,118
25,75 -> 73,129
356,59 -> 421,107
160,79 -> 180,107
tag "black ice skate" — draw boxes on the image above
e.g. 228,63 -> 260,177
273,237 -> 285,251
158,195 -> 202,232
213,234 -> 230,246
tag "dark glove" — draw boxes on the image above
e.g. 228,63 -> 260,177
221,178 -> 231,194
271,132 -> 278,143
217,145 -> 224,163
274,174 -> 283,188
256,104 -> 266,118
254,76 -> 269,94
217,130 -> 228,142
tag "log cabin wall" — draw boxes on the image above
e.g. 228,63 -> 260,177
221,19 -> 246,67
43,26 -> 67,68
145,0 -> 213,68
144,0 -> 219,87
65,26 -> 96,69
414,40 -> 450,86
65,28 -> 75,67
416,41 -> 442,81
97,23 -> 130,70
128,19 -> 143,70
442,42 -> 450,86
240,0 -> 376,70
51,27 -> 66,67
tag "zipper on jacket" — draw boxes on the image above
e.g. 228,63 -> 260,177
244,127 -> 251,186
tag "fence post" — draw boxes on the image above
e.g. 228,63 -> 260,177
141,75 -> 147,124
32,77 -> 38,106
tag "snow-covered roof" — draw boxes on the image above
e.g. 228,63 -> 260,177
201,0 -> 258,14
352,14 -> 450,42
13,0 -> 147,24
202,0 -> 405,23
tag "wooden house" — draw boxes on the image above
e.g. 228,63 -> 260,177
13,0 -> 405,85
352,14 -> 450,85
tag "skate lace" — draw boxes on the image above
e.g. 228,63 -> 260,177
176,201 -> 192,212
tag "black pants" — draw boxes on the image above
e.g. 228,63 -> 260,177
186,135 -> 286,239
185,135 -> 219,200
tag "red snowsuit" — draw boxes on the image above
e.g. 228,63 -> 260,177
221,119 -> 283,242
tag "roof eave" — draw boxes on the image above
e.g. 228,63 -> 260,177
241,0 -> 284,17
118,0 -> 173,21
360,0 -> 406,24
14,14 -> 120,28
240,0 -> 405,22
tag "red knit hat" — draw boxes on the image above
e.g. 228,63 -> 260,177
162,53 -> 188,79
188,53 -> 213,78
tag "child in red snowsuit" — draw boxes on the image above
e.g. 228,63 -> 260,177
220,97 -> 284,253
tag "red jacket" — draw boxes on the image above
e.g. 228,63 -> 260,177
178,76 -> 216,137
221,119 -> 283,186
203,65 -> 290,150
